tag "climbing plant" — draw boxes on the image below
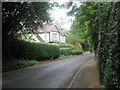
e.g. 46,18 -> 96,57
96,2 -> 120,88
67,2 -> 120,88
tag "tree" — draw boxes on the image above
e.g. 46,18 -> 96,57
2,2 -> 52,42
66,33 -> 84,45
2,2 -> 52,61
65,2 -> 98,51
66,2 -> 120,87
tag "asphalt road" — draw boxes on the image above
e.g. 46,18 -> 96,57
2,54 -> 94,88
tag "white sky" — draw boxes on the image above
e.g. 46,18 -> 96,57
49,1 -> 81,30
49,1 -> 75,30
50,7 -> 74,30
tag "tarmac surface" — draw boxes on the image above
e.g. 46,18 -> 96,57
2,54 -> 94,88
70,58 -> 100,88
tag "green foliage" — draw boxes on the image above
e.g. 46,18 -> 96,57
20,41 -> 60,60
67,2 -> 120,87
58,55 -> 67,59
58,43 -> 73,48
96,2 -> 120,88
58,55 -> 77,60
2,2 -> 51,42
66,33 -> 84,45
72,42 -> 82,50
3,39 -> 60,61
53,43 -> 73,56
2,60 -> 39,72
60,48 -> 72,56
60,47 -> 83,56
68,2 -> 97,51
71,50 -> 83,55
47,43 -> 73,49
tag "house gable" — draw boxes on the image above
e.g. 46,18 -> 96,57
35,23 -> 66,43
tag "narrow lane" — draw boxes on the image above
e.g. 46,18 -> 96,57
3,54 -> 94,88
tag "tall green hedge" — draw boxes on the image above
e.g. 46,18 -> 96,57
60,48 -> 72,56
3,39 -> 60,61
95,2 -> 120,88
71,50 -> 83,55
60,48 -> 83,56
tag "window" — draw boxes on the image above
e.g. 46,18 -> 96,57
52,33 -> 58,41
44,33 -> 47,41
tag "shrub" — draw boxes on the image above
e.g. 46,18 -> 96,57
59,44 -> 73,48
2,60 -> 39,72
58,55 -> 67,59
94,3 -> 120,88
3,39 -> 60,61
58,55 -> 77,59
19,41 -> 60,60
71,50 -> 83,55
60,48 -> 72,56
52,43 -> 73,48
72,42 -> 83,50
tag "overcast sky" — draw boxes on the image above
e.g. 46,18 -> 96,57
50,7 -> 74,30
49,1 -> 75,30
49,1 -> 82,30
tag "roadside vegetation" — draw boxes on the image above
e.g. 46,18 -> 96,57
65,2 -> 120,88
2,40 -> 83,72
3,1 -> 119,88
2,60 -> 40,72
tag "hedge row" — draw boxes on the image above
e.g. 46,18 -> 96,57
59,44 -> 73,48
52,43 -> 73,48
71,50 -> 83,55
2,60 -> 40,72
60,48 -> 83,56
3,39 -> 60,61
94,3 -> 120,88
60,48 -> 72,56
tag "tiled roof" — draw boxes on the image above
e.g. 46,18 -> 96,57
36,23 -> 67,36
38,24 -> 55,32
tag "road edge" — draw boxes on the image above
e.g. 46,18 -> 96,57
66,59 -> 94,88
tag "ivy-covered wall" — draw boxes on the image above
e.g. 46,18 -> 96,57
96,2 -> 120,88
67,1 -> 120,88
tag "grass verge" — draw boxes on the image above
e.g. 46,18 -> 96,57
2,60 -> 40,72
57,55 -> 78,59
3,54 -> 83,72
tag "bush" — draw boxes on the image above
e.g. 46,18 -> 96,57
2,60 -> 39,72
3,39 -> 60,61
95,3 -> 120,88
58,55 -> 77,59
52,43 -> 73,48
72,42 -> 82,50
19,41 -> 60,60
60,48 -> 83,56
71,50 -> 83,55
60,48 -> 72,56
59,44 -> 73,48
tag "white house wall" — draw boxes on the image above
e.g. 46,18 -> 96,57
28,34 -> 40,42
38,33 -> 49,43
60,35 -> 66,43
50,32 -> 59,42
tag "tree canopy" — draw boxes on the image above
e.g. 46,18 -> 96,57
2,2 -> 52,41
66,2 -> 97,51
66,2 -> 120,88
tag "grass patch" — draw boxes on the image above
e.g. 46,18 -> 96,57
2,60 -> 40,72
58,55 -> 78,60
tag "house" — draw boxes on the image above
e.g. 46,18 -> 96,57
32,23 -> 67,43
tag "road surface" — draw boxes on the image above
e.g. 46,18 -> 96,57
3,54 -> 94,88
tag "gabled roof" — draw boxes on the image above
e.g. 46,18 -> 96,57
37,23 -> 67,36
38,24 -> 57,33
